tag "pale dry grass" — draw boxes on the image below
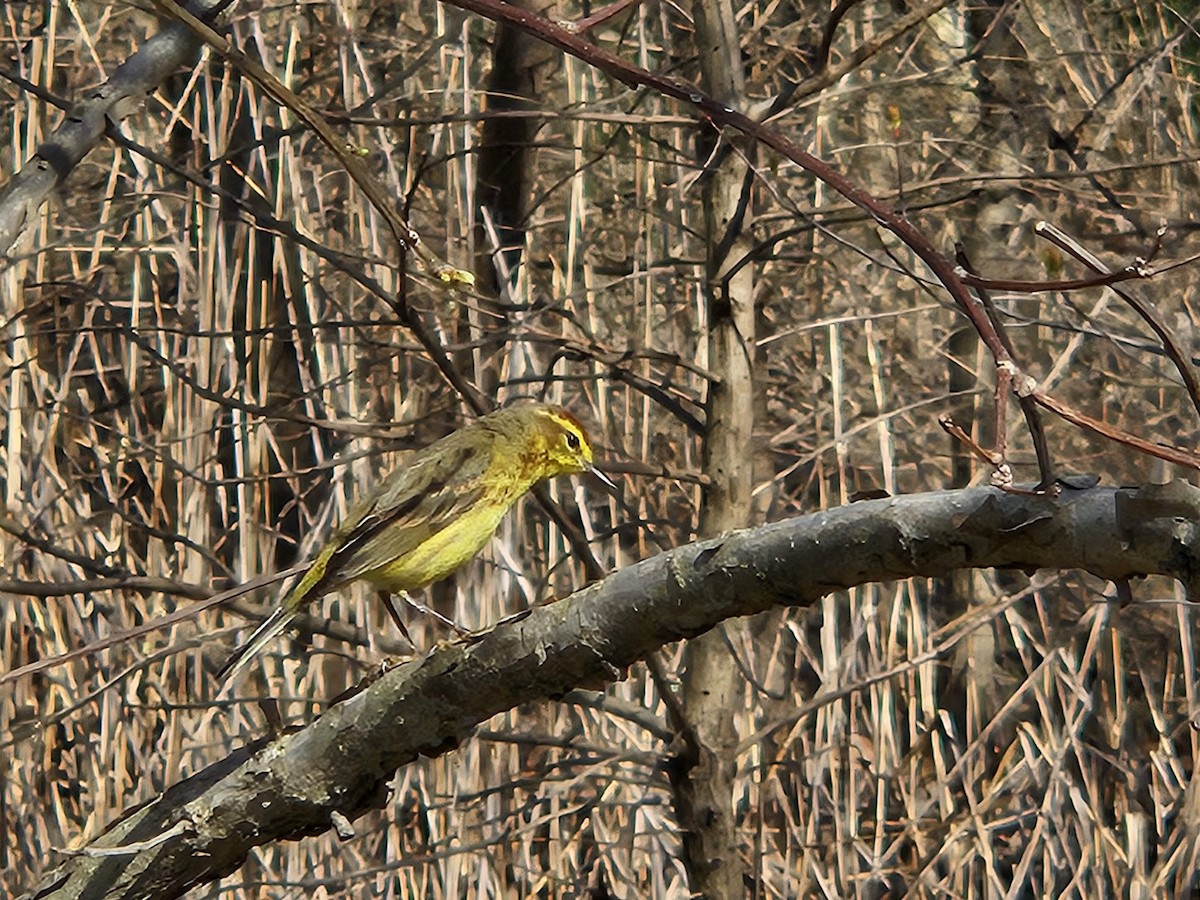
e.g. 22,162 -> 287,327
3,0 -> 1200,897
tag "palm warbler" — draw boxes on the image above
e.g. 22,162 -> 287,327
216,403 -> 613,685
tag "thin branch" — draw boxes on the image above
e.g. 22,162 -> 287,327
958,267 -> 1154,294
815,0 -> 868,74
0,577 -> 210,599
146,0 -> 473,288
1028,389 -> 1200,471
435,0 -> 1200,480
1035,221 -> 1200,422
438,0 -> 1009,355
0,569 -> 297,686
954,245 -> 1056,489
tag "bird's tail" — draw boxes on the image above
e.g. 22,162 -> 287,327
215,604 -> 298,688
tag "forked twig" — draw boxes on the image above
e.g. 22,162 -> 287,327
938,415 -> 1010,487
955,245 -> 1057,489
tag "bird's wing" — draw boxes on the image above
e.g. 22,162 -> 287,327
302,430 -> 494,595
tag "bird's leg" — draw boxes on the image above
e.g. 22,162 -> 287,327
397,590 -> 473,638
377,590 -> 415,646
259,697 -> 285,739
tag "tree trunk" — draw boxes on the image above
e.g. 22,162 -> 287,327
671,0 -> 756,894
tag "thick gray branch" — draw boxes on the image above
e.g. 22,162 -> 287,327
0,6 -> 213,259
25,483 -> 1200,899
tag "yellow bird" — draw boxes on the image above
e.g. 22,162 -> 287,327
216,403 -> 613,685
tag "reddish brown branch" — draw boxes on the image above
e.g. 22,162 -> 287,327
957,267 -> 1153,293
954,245 -> 1056,488
815,0 -> 867,73
1030,390 -> 1200,471
564,0 -> 641,34
938,415 -> 1005,475
436,0 -> 1013,368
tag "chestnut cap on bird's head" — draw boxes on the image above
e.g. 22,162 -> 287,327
517,404 -> 618,491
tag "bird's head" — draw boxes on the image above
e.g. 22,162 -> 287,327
506,404 -> 617,490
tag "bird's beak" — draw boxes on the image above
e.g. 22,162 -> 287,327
588,464 -> 620,494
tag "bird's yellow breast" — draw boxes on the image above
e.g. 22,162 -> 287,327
360,500 -> 511,594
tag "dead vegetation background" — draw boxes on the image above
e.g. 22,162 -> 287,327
4,0 -> 1200,896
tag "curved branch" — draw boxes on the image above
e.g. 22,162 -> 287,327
24,482 -> 1200,900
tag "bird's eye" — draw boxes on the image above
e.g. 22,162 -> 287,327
565,431 -> 581,451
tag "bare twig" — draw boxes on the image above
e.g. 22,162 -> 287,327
954,245 -> 1056,489
1035,221 -> 1200,422
0,568 -> 299,686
